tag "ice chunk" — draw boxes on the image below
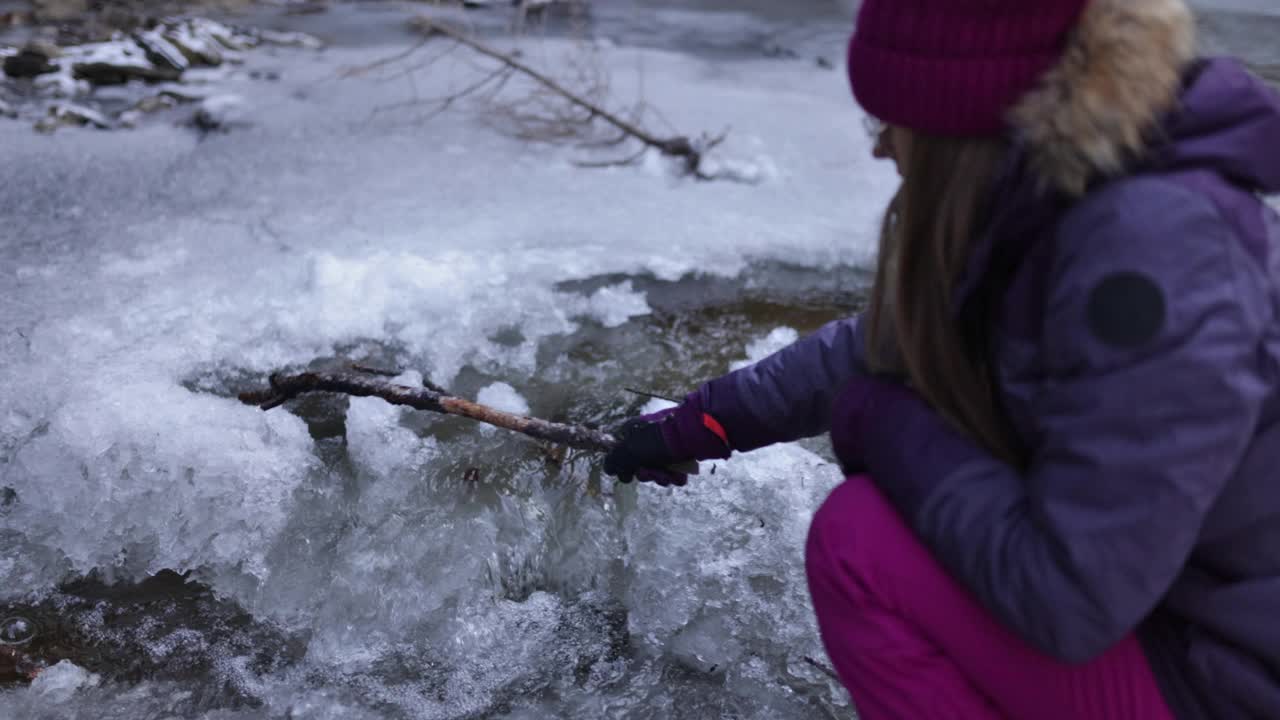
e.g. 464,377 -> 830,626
578,279 -> 650,326
476,381 -> 531,415
31,660 -> 100,702
561,280 -> 651,328
5,380 -> 316,597
640,397 -> 678,415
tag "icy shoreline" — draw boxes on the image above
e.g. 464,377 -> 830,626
0,10 -> 882,717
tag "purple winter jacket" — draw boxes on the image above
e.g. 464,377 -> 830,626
671,58 -> 1280,719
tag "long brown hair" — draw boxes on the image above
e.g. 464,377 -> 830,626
864,129 -> 1024,466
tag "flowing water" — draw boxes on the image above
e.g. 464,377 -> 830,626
0,1 -> 1275,718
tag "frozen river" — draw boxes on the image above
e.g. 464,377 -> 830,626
0,1 -> 1275,718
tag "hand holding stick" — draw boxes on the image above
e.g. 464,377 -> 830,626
238,366 -> 699,474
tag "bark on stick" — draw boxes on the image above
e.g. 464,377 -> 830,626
238,368 -> 618,452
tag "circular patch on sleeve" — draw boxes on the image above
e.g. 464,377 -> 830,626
1086,272 -> 1167,349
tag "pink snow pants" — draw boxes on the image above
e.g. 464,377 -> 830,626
804,475 -> 1176,720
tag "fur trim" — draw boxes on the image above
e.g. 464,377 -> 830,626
1011,0 -> 1197,195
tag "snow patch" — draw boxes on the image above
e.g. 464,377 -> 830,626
731,326 -> 800,370
476,382 -> 531,423
562,280 -> 651,328
195,93 -> 250,129
640,397 -> 678,415
31,661 -> 100,702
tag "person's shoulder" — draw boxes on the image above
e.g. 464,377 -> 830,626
1047,173 -> 1252,285
1058,175 -> 1224,253
1040,174 -> 1272,366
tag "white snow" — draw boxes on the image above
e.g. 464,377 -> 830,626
62,38 -> 155,71
47,103 -> 111,128
640,397 -> 678,415
33,66 -> 89,98
195,93 -> 250,128
565,280 -> 651,327
731,326 -> 801,370
30,661 -> 100,702
475,382 -> 531,416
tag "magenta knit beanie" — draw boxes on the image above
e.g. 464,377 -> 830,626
847,0 -> 1091,136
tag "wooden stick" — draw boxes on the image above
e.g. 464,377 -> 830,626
238,369 -> 618,452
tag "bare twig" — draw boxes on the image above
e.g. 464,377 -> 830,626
573,146 -> 649,169
407,16 -> 717,176
623,387 -> 681,404
341,39 -> 429,78
240,368 -> 620,452
350,363 -> 401,377
802,655 -> 840,682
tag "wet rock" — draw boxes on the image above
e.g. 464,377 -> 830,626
1,570 -> 305,701
68,39 -> 182,85
0,99 -> 16,119
35,103 -> 111,133
163,19 -> 256,67
164,20 -> 226,66
3,43 -> 59,79
133,29 -> 190,74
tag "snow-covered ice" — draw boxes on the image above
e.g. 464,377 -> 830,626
29,661 -> 100,702
476,382 -> 531,416
732,326 -> 801,370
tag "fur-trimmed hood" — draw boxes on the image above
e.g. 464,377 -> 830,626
1012,0 -> 1198,195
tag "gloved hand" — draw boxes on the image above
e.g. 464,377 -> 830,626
603,412 -> 689,487
602,395 -> 733,487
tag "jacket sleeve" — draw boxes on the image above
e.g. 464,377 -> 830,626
840,180 -> 1271,663
695,314 -> 868,452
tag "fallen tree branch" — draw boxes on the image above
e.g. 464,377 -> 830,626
239,368 -> 618,452
407,15 -> 721,178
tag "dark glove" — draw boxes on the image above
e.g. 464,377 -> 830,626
603,395 -> 733,487
603,414 -> 690,487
